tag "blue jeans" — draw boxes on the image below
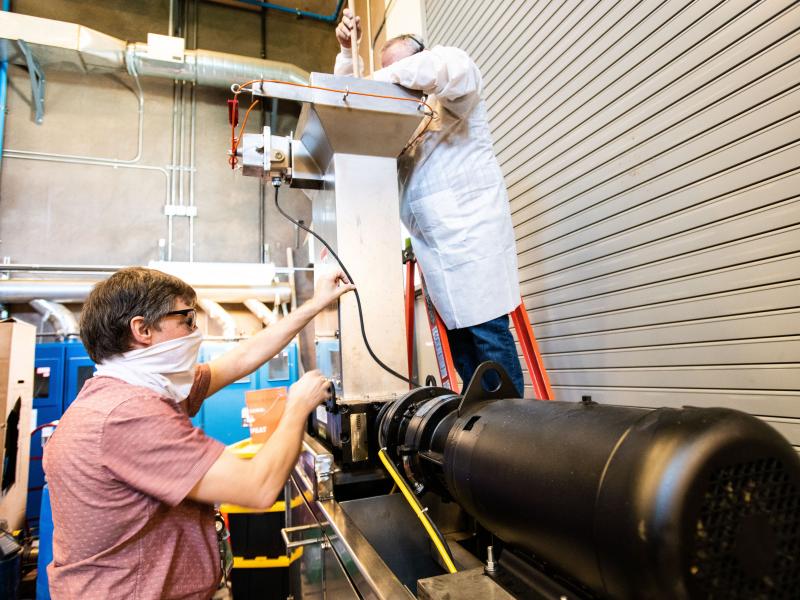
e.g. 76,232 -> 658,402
446,314 -> 524,397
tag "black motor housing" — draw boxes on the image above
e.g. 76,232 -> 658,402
379,362 -> 800,599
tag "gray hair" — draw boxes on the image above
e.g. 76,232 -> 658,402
80,267 -> 197,362
383,33 -> 425,56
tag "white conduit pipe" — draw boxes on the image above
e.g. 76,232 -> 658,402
29,299 -> 80,338
7,66 -> 145,164
197,298 -> 237,339
243,298 -> 277,326
0,280 -> 291,304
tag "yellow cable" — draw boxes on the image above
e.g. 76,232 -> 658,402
377,448 -> 457,574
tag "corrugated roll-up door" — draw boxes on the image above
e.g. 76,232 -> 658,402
425,0 -> 800,452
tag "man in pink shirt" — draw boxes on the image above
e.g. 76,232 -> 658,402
43,266 -> 355,599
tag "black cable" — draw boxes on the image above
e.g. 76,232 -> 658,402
273,181 -> 419,388
371,0 -> 398,50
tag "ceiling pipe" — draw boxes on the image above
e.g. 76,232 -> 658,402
0,264 -> 125,273
229,0 -> 345,23
0,263 -> 309,274
197,298 -> 238,339
0,0 -> 11,172
29,299 -> 80,338
0,280 -> 291,304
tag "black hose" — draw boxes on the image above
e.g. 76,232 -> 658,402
273,182 -> 419,388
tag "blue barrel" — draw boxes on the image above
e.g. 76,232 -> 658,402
36,484 -> 53,600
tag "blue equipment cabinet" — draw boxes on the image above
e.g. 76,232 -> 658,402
28,341 -> 95,528
29,344 -> 65,531
64,342 -> 95,411
191,341 -> 299,445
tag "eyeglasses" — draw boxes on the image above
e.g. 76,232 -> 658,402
396,33 -> 425,54
405,33 -> 425,53
163,308 -> 197,330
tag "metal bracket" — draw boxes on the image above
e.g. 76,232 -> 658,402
402,244 -> 415,264
458,361 -> 520,416
16,40 -> 45,124
281,524 -> 326,551
163,205 -> 198,217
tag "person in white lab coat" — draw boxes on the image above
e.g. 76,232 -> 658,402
334,10 -> 525,396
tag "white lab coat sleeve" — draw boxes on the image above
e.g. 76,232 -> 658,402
372,46 -> 482,116
333,46 -> 365,77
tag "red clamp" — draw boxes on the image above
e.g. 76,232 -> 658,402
228,98 -> 239,169
227,98 -> 239,127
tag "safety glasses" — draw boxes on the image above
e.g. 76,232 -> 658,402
163,308 -> 197,330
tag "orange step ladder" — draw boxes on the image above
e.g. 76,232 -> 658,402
403,248 -> 554,400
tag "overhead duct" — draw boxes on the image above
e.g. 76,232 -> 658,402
126,43 -> 308,87
0,11 -> 309,85
0,280 -> 291,304
29,299 -> 79,338
197,298 -> 237,339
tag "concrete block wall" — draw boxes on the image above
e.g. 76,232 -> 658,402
0,0 -> 343,267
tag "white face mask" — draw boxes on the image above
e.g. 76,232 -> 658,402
94,329 -> 204,403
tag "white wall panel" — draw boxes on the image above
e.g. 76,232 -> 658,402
426,0 -> 800,427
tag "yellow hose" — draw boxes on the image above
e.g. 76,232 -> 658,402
377,448 -> 458,574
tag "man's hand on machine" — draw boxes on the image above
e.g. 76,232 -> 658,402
287,370 -> 332,416
311,267 -> 356,310
336,8 -> 362,48
189,369 -> 332,507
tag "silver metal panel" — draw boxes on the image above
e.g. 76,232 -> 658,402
297,105 -> 335,176
247,72 -> 425,405
349,412 -> 369,463
309,72 -> 422,115
532,282 -> 800,339
546,366 -> 800,391
339,494 -> 449,590
261,73 -> 424,167
505,42 -> 800,207
527,254 -> 800,321
538,310 -> 800,354
546,387 -> 800,418
493,1 -> 790,160
518,169 -> 800,279
426,0 -> 800,415
515,146 -> 799,264
512,112 -> 800,246
286,478 -> 360,600
311,159 -> 341,342
543,338 -> 800,370
494,1 -> 794,157
521,225 -> 800,302
326,154 -> 408,403
290,440 -> 415,600
296,434 -> 335,502
418,567 -> 515,600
